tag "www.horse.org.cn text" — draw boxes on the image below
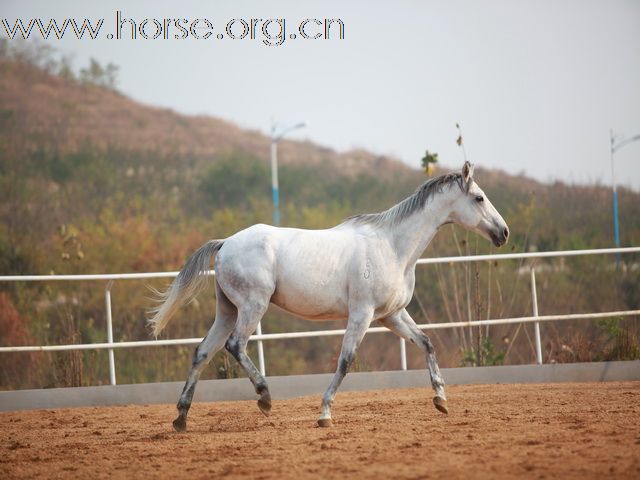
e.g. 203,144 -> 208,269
1,11 -> 346,47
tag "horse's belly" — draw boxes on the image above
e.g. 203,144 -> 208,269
271,279 -> 349,321
272,300 -> 348,321
271,257 -> 349,320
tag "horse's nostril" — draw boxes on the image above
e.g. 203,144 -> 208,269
503,227 -> 509,239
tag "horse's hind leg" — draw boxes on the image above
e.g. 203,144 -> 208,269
173,282 -> 237,432
225,300 -> 272,415
380,309 -> 448,414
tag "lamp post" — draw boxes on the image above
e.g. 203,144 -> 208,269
254,120 -> 307,377
270,120 -> 307,226
610,130 -> 640,253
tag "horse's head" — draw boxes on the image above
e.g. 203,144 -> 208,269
449,162 -> 509,247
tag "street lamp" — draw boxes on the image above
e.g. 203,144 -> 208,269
270,120 -> 307,226
254,120 -> 307,377
610,130 -> 640,250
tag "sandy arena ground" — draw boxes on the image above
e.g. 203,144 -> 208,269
1,382 -> 639,479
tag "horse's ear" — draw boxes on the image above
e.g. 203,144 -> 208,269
462,161 -> 474,191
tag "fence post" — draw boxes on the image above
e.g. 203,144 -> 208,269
400,338 -> 407,370
256,321 -> 266,376
530,268 -> 543,365
105,281 -> 117,385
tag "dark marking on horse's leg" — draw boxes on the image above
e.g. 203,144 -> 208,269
420,335 -> 435,355
256,381 -> 272,416
173,343 -> 209,432
338,355 -> 353,377
418,333 -> 448,412
317,310 -> 372,427
421,335 -> 448,414
318,351 -> 356,427
225,338 -> 272,416
171,295 -> 237,432
173,381 -> 195,432
381,311 -> 448,415
173,388 -> 193,432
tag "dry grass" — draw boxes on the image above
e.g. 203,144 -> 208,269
0,59 -> 410,178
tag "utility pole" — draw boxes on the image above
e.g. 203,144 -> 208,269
610,130 -> 640,261
270,120 -> 307,226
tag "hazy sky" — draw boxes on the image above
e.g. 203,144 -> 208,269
4,0 -> 640,189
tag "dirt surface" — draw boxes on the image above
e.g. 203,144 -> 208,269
2,382 -> 639,479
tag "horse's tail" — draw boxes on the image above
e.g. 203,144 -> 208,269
147,240 -> 225,338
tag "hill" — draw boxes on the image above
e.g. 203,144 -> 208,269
0,59 -> 409,178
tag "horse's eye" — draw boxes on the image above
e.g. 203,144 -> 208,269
475,196 -> 484,203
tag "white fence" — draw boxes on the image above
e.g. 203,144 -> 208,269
1,246 -> 639,386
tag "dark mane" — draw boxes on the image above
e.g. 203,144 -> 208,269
343,173 -> 464,227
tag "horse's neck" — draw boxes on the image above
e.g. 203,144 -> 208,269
386,192 -> 453,269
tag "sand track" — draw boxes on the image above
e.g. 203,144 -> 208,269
2,382 -> 639,479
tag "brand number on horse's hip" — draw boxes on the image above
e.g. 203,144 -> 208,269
364,259 -> 372,279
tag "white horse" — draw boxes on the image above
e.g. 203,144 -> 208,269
149,162 -> 509,431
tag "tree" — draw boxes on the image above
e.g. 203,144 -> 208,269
79,58 -> 118,90
421,150 -> 438,176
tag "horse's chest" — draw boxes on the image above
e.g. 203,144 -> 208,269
365,269 -> 414,318
373,286 -> 412,318
352,254 -> 413,315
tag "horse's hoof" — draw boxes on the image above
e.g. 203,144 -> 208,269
317,418 -> 333,428
172,416 -> 187,432
257,394 -> 272,416
433,396 -> 448,414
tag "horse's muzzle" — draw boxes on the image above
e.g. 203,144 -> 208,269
490,226 -> 509,247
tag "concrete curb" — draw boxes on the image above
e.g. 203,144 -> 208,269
1,360 -> 638,412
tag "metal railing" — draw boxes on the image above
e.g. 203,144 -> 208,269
1,247 -> 639,386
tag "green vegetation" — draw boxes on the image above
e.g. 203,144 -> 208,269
0,47 -> 638,390
0,38 -> 119,90
421,150 -> 438,176
462,338 -> 505,367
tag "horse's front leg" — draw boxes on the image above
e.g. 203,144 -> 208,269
380,309 -> 448,414
318,308 -> 373,427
